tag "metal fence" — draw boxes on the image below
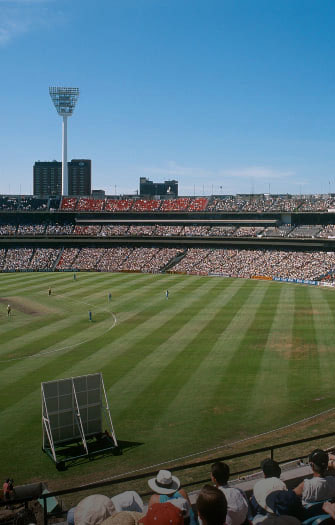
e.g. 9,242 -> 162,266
36,430 -> 335,525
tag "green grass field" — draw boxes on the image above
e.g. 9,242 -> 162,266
0,271 -> 335,488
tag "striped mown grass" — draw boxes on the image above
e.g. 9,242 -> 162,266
0,272 -> 334,488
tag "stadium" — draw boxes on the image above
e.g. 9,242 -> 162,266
3,0 -> 335,521
1,192 -> 335,523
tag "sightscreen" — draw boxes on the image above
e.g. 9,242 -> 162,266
42,373 -> 103,445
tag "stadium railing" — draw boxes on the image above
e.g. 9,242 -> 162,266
30,429 -> 335,524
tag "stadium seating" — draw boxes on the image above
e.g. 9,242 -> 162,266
182,225 -> 210,236
99,225 -> 129,236
188,197 -> 208,211
288,225 -> 323,238
104,199 -> 134,211
2,245 -> 335,280
131,199 -> 161,212
56,248 -> 80,269
19,196 -> 48,210
30,248 -> 61,270
73,225 -> 102,235
46,223 -> 74,235
127,225 -> 157,236
0,224 -> 17,235
17,224 -> 46,235
0,196 -> 20,210
234,226 -> 265,237
160,197 -> 191,211
60,197 -> 78,210
76,198 -> 105,211
154,225 -> 183,236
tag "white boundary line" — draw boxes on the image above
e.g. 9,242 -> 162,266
0,293 -> 117,363
90,406 -> 335,485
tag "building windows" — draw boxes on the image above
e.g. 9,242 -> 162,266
33,159 -> 91,197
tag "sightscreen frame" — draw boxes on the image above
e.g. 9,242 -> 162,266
42,373 -> 117,466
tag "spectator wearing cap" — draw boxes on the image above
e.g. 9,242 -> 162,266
210,462 -> 249,525
147,470 -> 196,525
250,459 -> 285,519
139,502 -> 184,525
257,492 -> 335,525
256,489 -> 303,524
294,449 -> 335,504
196,485 -> 227,525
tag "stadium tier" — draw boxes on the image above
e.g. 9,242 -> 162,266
1,193 -> 335,280
3,193 -> 335,211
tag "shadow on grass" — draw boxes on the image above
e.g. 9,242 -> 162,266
48,437 -> 143,471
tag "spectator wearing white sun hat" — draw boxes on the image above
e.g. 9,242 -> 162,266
147,470 -> 196,525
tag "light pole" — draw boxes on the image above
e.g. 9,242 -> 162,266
49,87 -> 79,196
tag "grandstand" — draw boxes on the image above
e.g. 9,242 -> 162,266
2,193 -> 335,278
1,192 -> 335,525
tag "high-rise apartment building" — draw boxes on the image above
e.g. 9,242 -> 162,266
33,159 -> 91,197
68,159 -> 91,196
33,161 -> 61,196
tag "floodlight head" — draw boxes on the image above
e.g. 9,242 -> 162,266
49,86 -> 79,117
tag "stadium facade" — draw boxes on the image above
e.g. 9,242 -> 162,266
2,194 -> 335,282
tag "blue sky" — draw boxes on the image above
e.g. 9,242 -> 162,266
1,0 -> 335,196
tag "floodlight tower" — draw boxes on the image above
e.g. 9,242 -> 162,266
49,87 -> 79,196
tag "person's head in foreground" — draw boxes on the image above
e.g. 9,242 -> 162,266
261,458 -> 281,479
211,462 -> 230,487
196,485 -> 227,525
139,502 -> 184,525
308,449 -> 329,475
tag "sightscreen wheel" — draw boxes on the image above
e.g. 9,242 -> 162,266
56,461 -> 66,471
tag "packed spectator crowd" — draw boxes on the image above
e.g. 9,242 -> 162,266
0,224 -> 17,235
99,225 -> 130,236
170,248 -> 335,281
132,199 -> 161,212
1,246 -> 335,280
46,222 -> 74,235
57,248 -> 80,269
314,225 -> 335,239
17,224 -> 46,235
29,248 -> 60,270
73,225 -> 102,235
1,248 -> 34,271
5,222 -> 335,239
3,194 -> 335,213
76,198 -> 105,212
